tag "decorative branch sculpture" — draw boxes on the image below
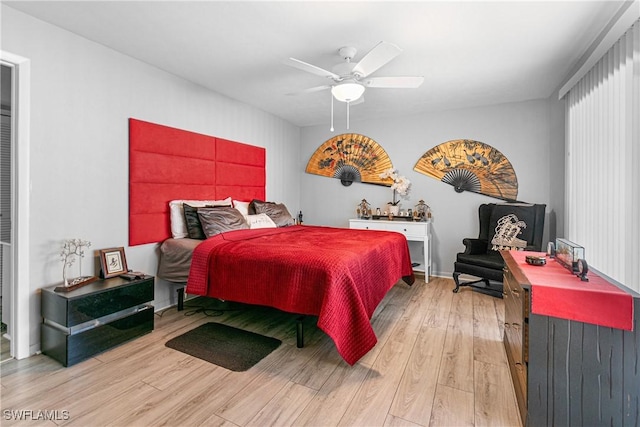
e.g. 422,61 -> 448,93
60,238 -> 91,286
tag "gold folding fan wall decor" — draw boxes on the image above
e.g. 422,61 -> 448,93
306,134 -> 393,186
414,139 -> 518,201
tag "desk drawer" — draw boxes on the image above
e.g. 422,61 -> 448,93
384,222 -> 427,237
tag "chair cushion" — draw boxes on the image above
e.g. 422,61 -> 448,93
456,251 -> 505,270
487,204 -> 537,251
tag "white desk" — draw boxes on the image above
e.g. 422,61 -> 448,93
349,218 -> 432,282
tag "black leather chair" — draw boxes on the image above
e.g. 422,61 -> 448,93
453,203 -> 546,297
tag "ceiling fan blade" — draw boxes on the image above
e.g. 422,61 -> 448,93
352,42 -> 402,77
285,57 -> 340,80
286,85 -> 331,96
363,76 -> 424,88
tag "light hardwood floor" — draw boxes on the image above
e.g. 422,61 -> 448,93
0,277 -> 522,427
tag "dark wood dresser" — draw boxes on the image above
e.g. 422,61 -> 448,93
502,253 -> 530,424
502,251 -> 639,426
41,275 -> 154,366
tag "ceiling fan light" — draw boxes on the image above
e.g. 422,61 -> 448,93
331,82 -> 365,103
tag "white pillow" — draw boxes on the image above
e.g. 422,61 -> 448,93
244,213 -> 277,229
169,197 -> 232,238
233,200 -> 251,216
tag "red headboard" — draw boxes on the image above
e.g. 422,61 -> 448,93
129,118 -> 266,246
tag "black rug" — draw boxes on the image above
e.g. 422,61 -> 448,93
165,322 -> 281,371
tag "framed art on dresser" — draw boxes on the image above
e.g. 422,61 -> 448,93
99,247 -> 128,278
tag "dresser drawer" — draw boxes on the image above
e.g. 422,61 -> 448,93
503,268 -> 526,365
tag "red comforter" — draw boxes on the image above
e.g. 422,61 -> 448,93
186,225 -> 414,365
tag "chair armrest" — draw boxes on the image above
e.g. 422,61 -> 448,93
462,238 -> 488,255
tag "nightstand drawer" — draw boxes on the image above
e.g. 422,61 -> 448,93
42,306 -> 153,366
42,277 -> 154,327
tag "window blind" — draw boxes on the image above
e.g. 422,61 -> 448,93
565,19 -> 639,292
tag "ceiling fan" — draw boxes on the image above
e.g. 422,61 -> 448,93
286,41 -> 424,104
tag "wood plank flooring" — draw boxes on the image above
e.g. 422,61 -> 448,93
0,277 -> 522,426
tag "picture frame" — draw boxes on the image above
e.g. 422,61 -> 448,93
99,247 -> 128,278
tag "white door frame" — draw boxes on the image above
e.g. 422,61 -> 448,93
1,51 -> 31,360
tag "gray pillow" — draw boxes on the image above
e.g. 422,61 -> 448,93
197,207 -> 249,237
250,199 -> 295,227
183,203 -> 210,240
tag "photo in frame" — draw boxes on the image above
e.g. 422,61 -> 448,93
99,247 -> 128,278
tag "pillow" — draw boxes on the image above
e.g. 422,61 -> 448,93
250,199 -> 295,227
183,203 -> 208,240
233,199 -> 251,216
169,197 -> 232,238
488,204 -> 536,251
244,213 -> 277,229
197,207 -> 249,237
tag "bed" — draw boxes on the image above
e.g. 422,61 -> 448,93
130,119 -> 414,365
185,225 -> 414,365
158,224 -> 414,365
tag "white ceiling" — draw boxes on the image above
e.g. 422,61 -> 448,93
5,1 -> 628,127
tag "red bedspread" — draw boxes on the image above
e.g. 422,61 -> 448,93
186,225 -> 414,365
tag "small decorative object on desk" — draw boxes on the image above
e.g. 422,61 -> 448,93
357,199 -> 372,219
120,271 -> 146,281
576,258 -> 589,282
525,255 -> 547,266
56,238 -> 97,292
298,210 -> 303,224
555,238 -> 585,273
414,200 -> 431,222
547,241 -> 555,258
379,168 -> 411,214
99,247 -> 129,279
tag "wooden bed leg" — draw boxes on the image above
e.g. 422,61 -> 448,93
177,287 -> 184,311
296,316 -> 304,348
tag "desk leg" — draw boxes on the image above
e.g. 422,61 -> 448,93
296,316 -> 304,348
424,235 -> 430,283
177,287 -> 184,311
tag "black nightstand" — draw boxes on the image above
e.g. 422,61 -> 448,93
41,275 -> 154,366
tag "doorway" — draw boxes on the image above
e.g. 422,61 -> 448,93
1,63 -> 13,361
1,51 -> 30,361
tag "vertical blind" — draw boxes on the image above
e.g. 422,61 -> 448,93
565,19 -> 639,292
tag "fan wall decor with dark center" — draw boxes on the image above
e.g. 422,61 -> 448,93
286,42 -> 424,130
306,134 -> 393,186
414,139 -> 518,201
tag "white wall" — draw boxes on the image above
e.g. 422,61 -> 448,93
300,98 -> 565,278
2,6 -> 301,353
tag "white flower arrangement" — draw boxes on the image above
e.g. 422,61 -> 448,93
379,168 -> 411,205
